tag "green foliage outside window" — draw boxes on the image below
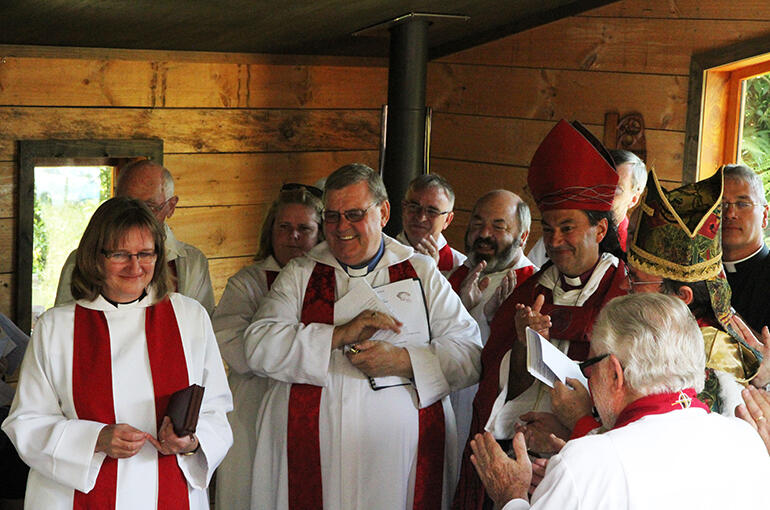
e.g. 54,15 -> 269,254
740,73 -> 770,199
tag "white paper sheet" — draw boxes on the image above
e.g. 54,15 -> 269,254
526,327 -> 588,390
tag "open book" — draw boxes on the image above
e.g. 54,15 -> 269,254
526,327 -> 588,390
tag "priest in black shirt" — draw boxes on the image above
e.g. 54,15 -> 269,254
722,164 -> 770,333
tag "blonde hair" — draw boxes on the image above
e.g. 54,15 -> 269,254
256,188 -> 323,261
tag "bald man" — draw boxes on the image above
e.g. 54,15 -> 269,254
55,160 -> 215,314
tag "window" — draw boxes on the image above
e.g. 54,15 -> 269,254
17,140 -> 163,333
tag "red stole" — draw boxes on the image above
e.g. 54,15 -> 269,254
612,389 -> 709,430
452,259 -> 627,510
72,298 -> 190,510
448,264 -> 537,296
286,260 -> 444,510
437,243 -> 455,272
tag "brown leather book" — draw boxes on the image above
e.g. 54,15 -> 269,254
165,384 -> 205,437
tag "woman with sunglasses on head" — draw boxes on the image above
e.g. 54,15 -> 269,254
212,184 -> 324,510
2,197 -> 233,510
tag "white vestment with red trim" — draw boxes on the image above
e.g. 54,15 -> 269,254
2,292 -> 232,510
244,236 -> 482,510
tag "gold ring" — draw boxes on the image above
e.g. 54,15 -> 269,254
349,346 -> 360,354
758,415 -> 767,421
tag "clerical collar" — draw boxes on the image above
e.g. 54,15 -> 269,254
560,259 -> 599,290
102,289 -> 147,308
724,244 -> 765,273
338,238 -> 385,277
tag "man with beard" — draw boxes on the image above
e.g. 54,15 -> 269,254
453,120 -> 627,510
469,293 -> 770,510
397,174 -> 466,275
447,189 -> 538,477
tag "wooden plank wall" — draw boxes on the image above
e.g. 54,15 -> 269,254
0,46 -> 386,319
428,0 -> 770,249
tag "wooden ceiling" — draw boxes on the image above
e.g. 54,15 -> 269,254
0,0 -> 617,59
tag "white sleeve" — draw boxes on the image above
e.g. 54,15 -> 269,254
1,314 -> 106,493
524,453 -> 582,510
406,260 -> 482,407
244,261 -> 334,386
187,252 -> 216,316
176,304 -> 234,488
212,271 -> 263,375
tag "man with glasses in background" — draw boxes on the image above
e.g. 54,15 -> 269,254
54,160 -> 215,314
397,174 -> 466,275
469,293 -> 770,510
244,163 -> 482,510
721,164 -> 770,334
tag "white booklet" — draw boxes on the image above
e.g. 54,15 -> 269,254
525,327 -> 588,390
333,277 -> 430,390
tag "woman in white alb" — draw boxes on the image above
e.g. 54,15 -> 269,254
213,184 -> 323,510
2,197 -> 232,510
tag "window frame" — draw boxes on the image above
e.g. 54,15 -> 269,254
16,139 -> 163,333
684,36 -> 770,183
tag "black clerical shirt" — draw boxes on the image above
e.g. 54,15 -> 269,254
725,244 -> 770,333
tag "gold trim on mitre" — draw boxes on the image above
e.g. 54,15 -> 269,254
628,244 -> 723,283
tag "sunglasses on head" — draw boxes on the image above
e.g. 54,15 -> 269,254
281,182 -> 323,198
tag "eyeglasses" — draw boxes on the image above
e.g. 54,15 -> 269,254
402,200 -> 450,220
322,203 -> 376,224
578,353 -> 610,377
625,272 -> 663,288
145,198 -> 171,214
723,201 -> 761,211
102,250 -> 158,264
281,182 -> 323,198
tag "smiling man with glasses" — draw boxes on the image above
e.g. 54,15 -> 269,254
396,173 -> 466,275
54,160 -> 215,314
244,163 -> 482,510
469,293 -> 770,510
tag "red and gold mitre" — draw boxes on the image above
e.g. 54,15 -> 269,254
527,119 -> 618,212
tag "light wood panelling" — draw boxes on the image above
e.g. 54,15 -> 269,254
439,17 -> 770,76
0,218 -> 13,274
431,114 -> 684,182
428,63 -> 688,131
0,162 -> 15,218
0,58 -> 387,109
209,255 -> 254,303
167,151 -> 378,207
584,0 -> 770,19
168,205 -> 267,260
0,107 -> 380,160
430,159 -> 531,213
0,274 -> 12,318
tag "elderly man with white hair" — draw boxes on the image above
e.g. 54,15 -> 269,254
469,293 -> 770,510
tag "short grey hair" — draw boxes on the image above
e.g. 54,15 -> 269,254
723,163 -> 767,205
610,150 -> 647,194
591,293 -> 706,395
515,200 -> 531,237
323,163 -> 388,204
407,173 -> 456,209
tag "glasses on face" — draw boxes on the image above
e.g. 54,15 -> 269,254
102,250 -> 158,264
145,198 -> 171,214
625,272 -> 663,288
322,203 -> 376,224
723,200 -> 760,211
281,182 -> 323,198
579,353 -> 610,377
402,200 -> 450,220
